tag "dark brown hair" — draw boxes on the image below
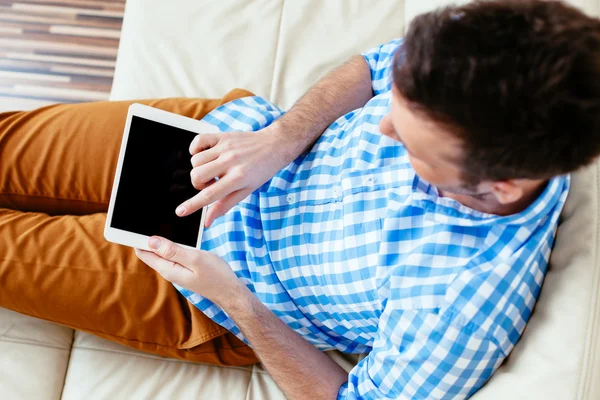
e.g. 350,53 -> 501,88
394,0 -> 600,182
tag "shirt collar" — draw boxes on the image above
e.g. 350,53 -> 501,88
411,174 -> 570,227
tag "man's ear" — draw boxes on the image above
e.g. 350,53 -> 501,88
490,181 -> 524,204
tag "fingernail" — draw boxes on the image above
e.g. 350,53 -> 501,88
176,205 -> 186,216
190,135 -> 199,149
148,237 -> 161,250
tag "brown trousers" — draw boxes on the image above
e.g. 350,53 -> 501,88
0,89 -> 259,366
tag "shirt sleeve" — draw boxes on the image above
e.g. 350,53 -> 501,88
337,308 -> 506,399
361,38 -> 404,96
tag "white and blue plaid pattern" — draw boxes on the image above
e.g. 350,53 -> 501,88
176,39 -> 570,399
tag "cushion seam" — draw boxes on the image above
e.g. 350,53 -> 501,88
577,161 -> 600,400
58,330 -> 75,400
267,0 -> 285,103
244,366 -> 255,400
0,191 -> 107,206
69,345 -> 268,373
1,307 -> 215,351
0,336 -> 71,350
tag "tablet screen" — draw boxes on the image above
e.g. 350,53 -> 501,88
110,116 -> 202,247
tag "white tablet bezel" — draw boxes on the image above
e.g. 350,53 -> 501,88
104,103 -> 214,251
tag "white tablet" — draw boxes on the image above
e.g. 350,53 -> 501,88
104,103 -> 213,251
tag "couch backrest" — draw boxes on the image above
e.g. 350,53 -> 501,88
110,1 -> 600,398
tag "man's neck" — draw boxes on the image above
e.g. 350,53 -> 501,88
439,181 -> 548,216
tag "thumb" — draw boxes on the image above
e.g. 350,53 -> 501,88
148,236 -> 197,267
205,189 -> 251,227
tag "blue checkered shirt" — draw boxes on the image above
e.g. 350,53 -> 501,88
176,39 -> 570,399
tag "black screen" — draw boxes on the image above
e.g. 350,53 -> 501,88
110,116 -> 202,247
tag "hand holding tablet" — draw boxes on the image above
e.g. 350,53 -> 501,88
176,123 -> 293,226
104,104 -> 214,251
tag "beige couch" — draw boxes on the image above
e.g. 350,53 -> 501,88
2,0 -> 600,398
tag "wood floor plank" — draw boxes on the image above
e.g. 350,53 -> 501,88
0,79 -> 111,93
0,91 -> 78,105
0,38 -> 118,57
0,51 -> 116,68
1,30 -> 120,47
0,10 -> 122,28
0,4 -> 76,19
49,25 -> 121,39
0,26 -> 23,34
0,95 -> 55,111
2,51 -> 116,67
0,56 -> 53,71
0,69 -> 70,82
5,0 -> 126,11
12,3 -> 124,18
49,65 -> 113,78
0,58 -> 114,79
0,19 -> 53,32
0,0 -> 123,109
12,84 -> 109,101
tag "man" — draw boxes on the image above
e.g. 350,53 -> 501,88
0,0 -> 599,399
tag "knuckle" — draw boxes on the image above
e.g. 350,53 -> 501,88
191,253 -> 202,266
202,188 -> 215,203
163,243 -> 178,260
190,169 -> 202,188
193,182 -> 204,190
190,139 -> 201,154
222,139 -> 234,152
221,152 -> 234,164
231,169 -> 246,183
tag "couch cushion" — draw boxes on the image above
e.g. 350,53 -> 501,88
60,331 -> 282,400
110,0 -> 407,110
110,0 -> 284,103
60,330 -> 363,400
268,0 -> 405,108
12,0 -> 592,399
0,308 -> 72,400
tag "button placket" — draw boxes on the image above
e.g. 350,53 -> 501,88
333,186 -> 341,198
365,176 -> 376,185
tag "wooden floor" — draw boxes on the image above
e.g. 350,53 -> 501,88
0,0 -> 124,112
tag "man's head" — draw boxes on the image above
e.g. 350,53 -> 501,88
380,0 -> 600,204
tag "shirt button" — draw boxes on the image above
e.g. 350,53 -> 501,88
286,194 -> 295,204
365,176 -> 375,185
333,187 -> 341,197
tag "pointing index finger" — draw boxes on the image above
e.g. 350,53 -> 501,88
177,174 -> 239,217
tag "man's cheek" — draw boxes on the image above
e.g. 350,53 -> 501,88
410,160 -> 443,187
409,159 -> 428,180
